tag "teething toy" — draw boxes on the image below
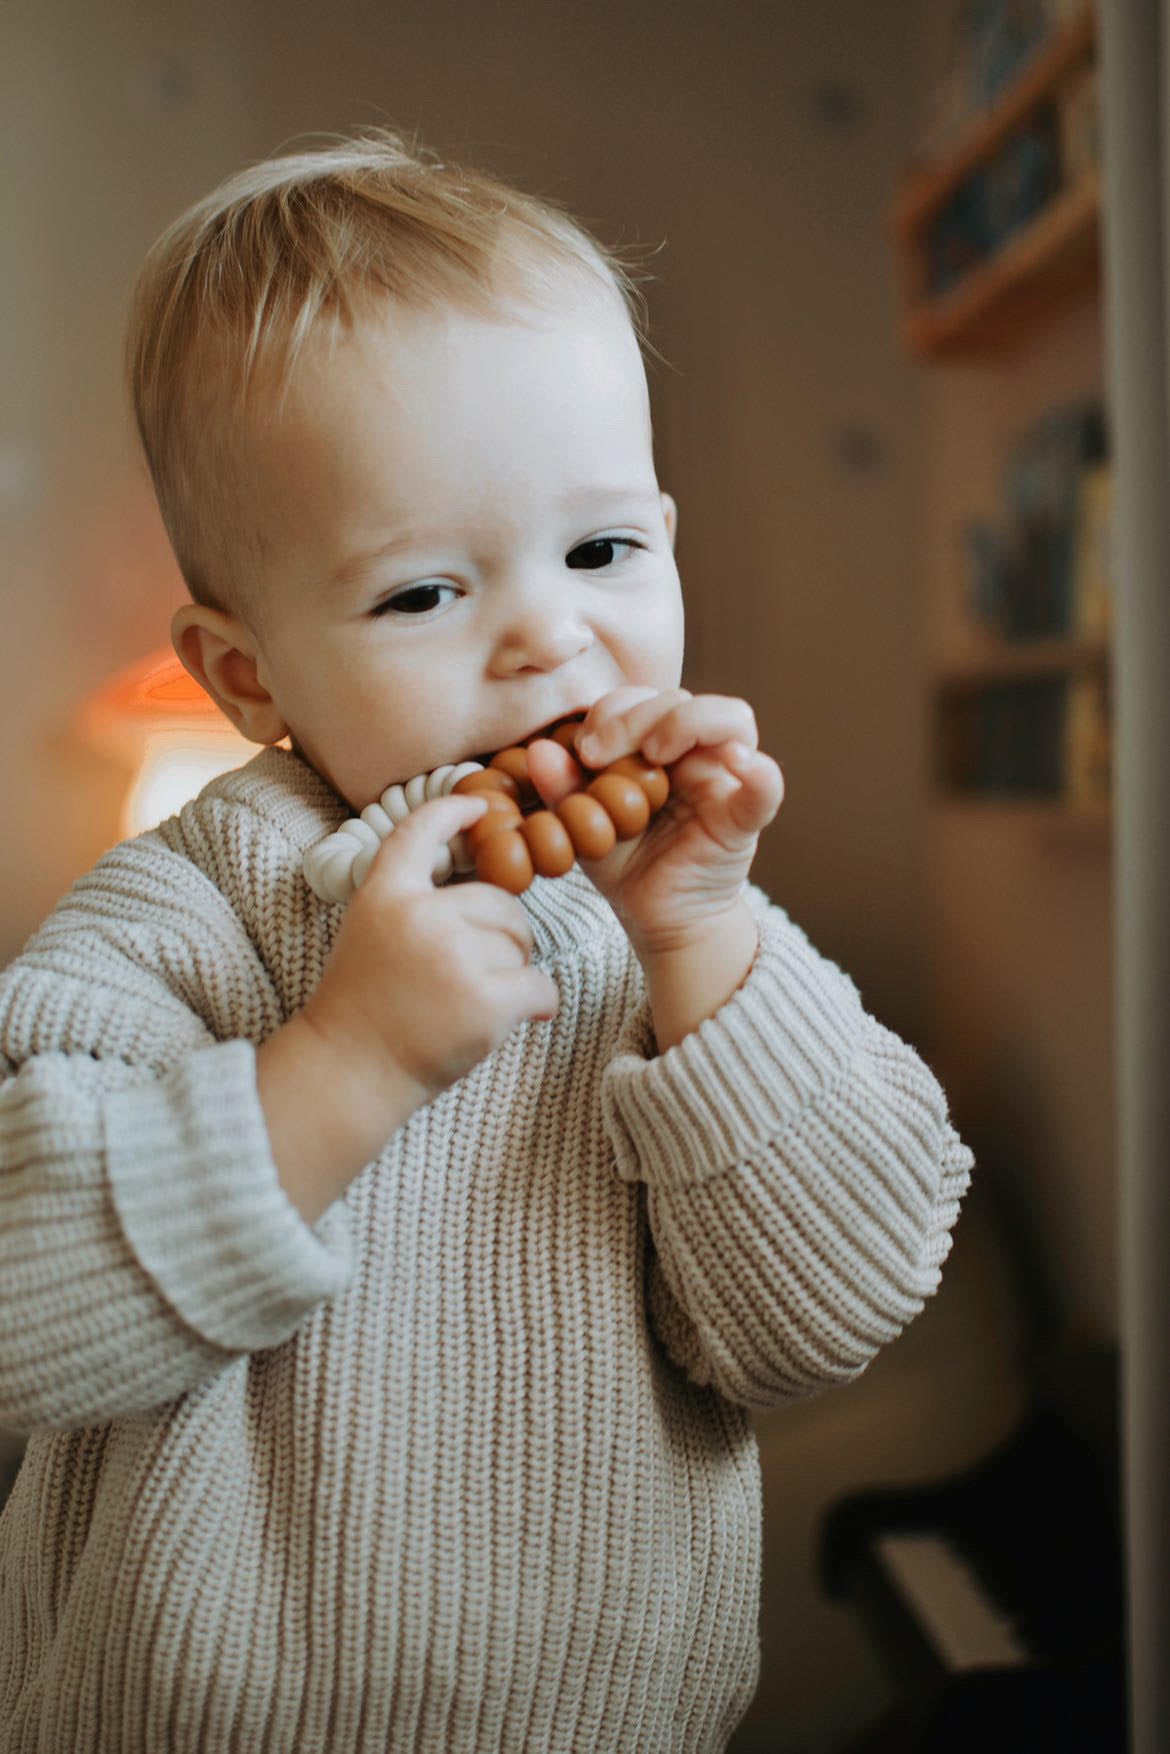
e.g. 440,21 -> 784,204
303,714 -> 670,901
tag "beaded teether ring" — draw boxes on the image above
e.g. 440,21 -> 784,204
303,714 -> 670,901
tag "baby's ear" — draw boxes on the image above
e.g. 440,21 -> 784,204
660,492 -> 678,551
171,604 -> 290,746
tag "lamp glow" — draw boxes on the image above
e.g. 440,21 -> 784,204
118,726 -> 256,838
76,647 -> 271,838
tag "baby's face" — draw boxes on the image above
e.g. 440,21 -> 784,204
218,290 -> 684,814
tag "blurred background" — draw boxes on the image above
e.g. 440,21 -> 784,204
1,0 -> 1127,1748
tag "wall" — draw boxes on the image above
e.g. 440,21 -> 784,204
3,0 -> 271,959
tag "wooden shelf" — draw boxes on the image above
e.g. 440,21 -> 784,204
932,793 -> 1111,846
895,5 -> 1110,847
891,4 -> 1099,359
893,7 -> 1097,236
901,171 -> 1101,360
932,637 -> 1111,819
934,633 -> 1110,691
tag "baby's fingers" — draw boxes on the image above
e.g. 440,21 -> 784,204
366,792 -> 489,891
453,880 -> 538,963
723,743 -> 785,831
639,696 -> 758,768
502,965 -> 560,1024
524,736 -> 583,810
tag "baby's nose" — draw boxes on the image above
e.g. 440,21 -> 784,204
494,609 -> 593,673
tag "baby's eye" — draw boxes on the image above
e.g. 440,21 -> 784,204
566,536 -> 646,570
370,583 -> 459,618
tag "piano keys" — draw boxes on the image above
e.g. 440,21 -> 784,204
818,1403 -> 1126,1750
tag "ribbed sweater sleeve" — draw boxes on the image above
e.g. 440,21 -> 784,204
0,834 -> 354,1435
599,883 -> 973,1408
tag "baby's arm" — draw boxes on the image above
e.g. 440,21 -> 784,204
0,783 -> 555,1434
0,836 -> 357,1435
601,883 -> 974,1408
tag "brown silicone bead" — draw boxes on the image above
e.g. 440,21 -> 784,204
453,768 -> 521,804
466,793 -> 521,853
608,754 -> 670,813
489,746 -> 540,810
488,746 -> 531,787
474,827 -> 534,893
549,720 -> 584,754
555,792 -> 618,860
585,772 -> 651,839
439,723 -> 668,891
520,809 -> 575,877
471,788 -> 522,818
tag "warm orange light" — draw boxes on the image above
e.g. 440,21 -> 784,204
77,646 -> 269,837
77,646 -> 221,752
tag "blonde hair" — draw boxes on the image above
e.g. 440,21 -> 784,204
124,125 -> 665,630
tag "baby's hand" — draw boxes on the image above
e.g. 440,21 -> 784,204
301,793 -> 559,1110
526,687 -> 784,957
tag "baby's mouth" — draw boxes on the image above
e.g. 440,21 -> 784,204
468,710 -> 587,769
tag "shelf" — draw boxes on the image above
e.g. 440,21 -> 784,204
892,6 -> 1097,236
891,3 -> 1100,360
901,171 -> 1101,360
899,7 -> 1110,849
932,794 -> 1111,846
933,641 -> 1111,811
934,633 -> 1110,691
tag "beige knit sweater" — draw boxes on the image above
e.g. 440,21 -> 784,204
0,746 -> 972,1753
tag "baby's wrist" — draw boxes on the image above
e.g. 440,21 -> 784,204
258,1013 -> 426,1224
636,898 -> 759,1052
296,1008 -> 430,1130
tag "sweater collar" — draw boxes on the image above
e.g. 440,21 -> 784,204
209,745 -> 626,961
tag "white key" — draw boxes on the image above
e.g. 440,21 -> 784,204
874,1531 -> 1030,1672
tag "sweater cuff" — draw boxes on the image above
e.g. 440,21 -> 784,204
601,904 -> 869,1189
105,1039 -> 354,1353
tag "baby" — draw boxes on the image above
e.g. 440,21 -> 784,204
0,129 -> 973,1752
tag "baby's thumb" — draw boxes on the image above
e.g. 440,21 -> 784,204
367,792 -> 490,890
524,736 -> 582,810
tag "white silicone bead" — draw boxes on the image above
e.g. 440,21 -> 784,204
302,845 -> 334,902
325,867 -> 357,905
320,842 -> 359,904
304,833 -> 361,903
307,757 -> 495,902
308,830 -> 357,871
381,784 -> 411,824
351,841 -> 379,888
360,801 -> 394,838
338,817 -> 381,854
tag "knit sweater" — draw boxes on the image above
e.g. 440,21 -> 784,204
0,745 -> 972,1754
